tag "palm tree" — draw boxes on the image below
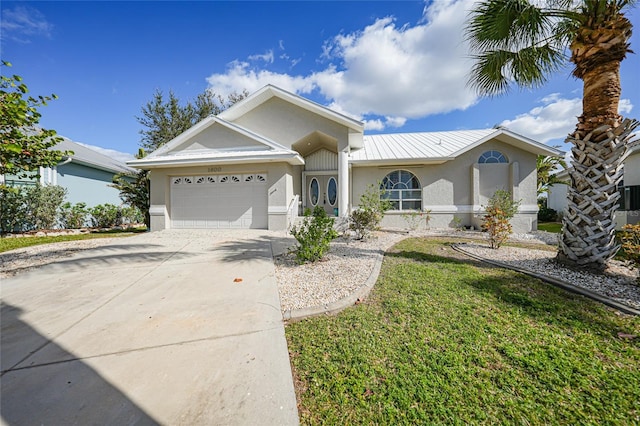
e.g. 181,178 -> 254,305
537,152 -> 568,196
466,0 -> 639,271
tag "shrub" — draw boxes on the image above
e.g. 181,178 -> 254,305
401,209 -> 432,231
349,183 -> 393,239
290,206 -> 338,263
120,205 -> 144,225
350,209 -> 380,240
538,206 -> 558,222
620,224 -> 640,282
481,190 -> 521,249
0,186 -> 28,233
22,185 -> 67,230
88,203 -> 121,228
59,202 -> 88,229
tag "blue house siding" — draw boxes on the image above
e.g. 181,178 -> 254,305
57,162 -> 122,207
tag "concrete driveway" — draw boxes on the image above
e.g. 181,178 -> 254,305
1,230 -> 299,425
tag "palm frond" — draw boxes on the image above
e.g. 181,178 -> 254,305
468,44 -> 564,96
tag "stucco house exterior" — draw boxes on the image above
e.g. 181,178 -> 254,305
548,145 -> 640,228
129,85 -> 562,233
2,137 -> 134,207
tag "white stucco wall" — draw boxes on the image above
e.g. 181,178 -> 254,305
547,182 -> 568,213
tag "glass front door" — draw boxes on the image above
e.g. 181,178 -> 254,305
306,175 -> 338,215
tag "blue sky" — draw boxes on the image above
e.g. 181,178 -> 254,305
2,1 -> 639,163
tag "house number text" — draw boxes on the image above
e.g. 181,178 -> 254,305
207,167 -> 222,173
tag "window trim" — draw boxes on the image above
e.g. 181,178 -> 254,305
478,150 -> 508,164
380,170 -> 422,211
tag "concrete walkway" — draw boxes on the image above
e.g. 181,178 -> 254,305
1,230 -> 299,425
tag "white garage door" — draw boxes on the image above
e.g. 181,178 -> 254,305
170,173 -> 268,229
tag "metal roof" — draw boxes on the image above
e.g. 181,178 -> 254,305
351,129 -> 495,162
55,137 -> 135,174
350,128 -> 563,164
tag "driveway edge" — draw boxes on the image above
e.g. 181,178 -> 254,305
451,243 -> 640,316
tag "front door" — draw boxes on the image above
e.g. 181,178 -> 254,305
306,175 -> 338,216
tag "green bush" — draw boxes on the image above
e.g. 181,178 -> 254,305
620,224 -> 640,282
59,202 -> 88,229
538,206 -> 558,222
23,185 -> 67,230
481,190 -> 521,249
120,205 -> 144,225
0,186 -> 28,233
349,209 -> 380,240
88,203 -> 121,228
349,183 -> 393,239
290,206 -> 338,263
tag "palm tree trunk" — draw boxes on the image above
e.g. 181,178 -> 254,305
559,118 -> 639,270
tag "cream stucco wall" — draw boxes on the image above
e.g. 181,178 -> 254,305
232,97 -> 351,151
167,124 -> 267,154
350,140 -> 539,232
148,162 -> 295,231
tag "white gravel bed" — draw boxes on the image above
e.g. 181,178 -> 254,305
460,243 -> 640,310
275,230 -> 407,312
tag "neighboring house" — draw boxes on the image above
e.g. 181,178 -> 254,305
129,85 -> 562,232
2,137 -> 135,207
548,145 -> 640,228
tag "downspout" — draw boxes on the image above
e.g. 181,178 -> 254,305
58,156 -> 72,166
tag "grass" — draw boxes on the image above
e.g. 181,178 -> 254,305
286,238 -> 640,425
0,227 -> 146,253
537,222 -> 562,233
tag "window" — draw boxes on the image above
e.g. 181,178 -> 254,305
621,184 -> 640,211
327,177 -> 337,206
479,150 -> 508,164
380,170 -> 421,210
309,178 -> 320,206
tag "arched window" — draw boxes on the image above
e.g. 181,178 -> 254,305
380,170 -> 422,210
479,150 -> 508,164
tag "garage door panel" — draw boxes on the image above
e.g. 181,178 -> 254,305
170,174 -> 267,229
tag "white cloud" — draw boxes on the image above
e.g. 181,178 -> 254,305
248,50 -> 274,64
77,142 -> 136,164
500,94 -> 635,144
0,5 -> 53,43
619,99 -> 633,114
500,95 -> 581,144
207,60 -> 316,95
206,0 -> 478,130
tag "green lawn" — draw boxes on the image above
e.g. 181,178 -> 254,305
286,238 -> 640,425
537,222 -> 562,233
0,228 -> 146,253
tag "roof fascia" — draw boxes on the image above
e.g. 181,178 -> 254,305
128,153 -> 305,169
146,116 -> 290,159
449,128 -> 564,159
63,157 -> 135,174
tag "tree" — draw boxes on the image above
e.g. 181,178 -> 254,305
537,152 -> 568,196
466,0 -> 639,271
111,148 -> 150,227
137,88 -> 249,152
0,60 -> 70,179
